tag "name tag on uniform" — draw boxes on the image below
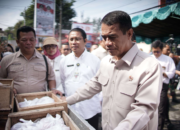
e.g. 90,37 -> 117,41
12,63 -> 21,65
35,63 -> 43,66
55,69 -> 59,71
67,64 -> 74,67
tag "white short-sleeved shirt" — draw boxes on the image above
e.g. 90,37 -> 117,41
152,54 -> 175,84
60,49 -> 101,119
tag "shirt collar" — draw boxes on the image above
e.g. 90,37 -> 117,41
109,43 -> 139,66
73,48 -> 87,59
17,49 -> 41,58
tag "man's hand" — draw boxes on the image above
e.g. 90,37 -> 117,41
51,89 -> 63,97
163,73 -> 168,78
176,70 -> 180,76
60,96 -> 66,102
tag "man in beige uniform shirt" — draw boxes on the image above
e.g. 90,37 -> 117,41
62,11 -> 162,130
0,26 -> 62,95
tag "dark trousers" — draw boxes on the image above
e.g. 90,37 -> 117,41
158,83 -> 170,130
86,114 -> 99,130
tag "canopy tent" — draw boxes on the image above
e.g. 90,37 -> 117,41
131,2 -> 180,44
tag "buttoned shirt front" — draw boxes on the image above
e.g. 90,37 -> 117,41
67,44 -> 162,130
47,55 -> 64,93
60,49 -> 101,119
0,49 -> 55,94
152,54 -> 175,84
91,45 -> 109,60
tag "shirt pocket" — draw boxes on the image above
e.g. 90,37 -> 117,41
33,66 -> 46,80
116,83 -> 137,110
98,75 -> 109,97
98,74 -> 109,86
9,66 -> 24,81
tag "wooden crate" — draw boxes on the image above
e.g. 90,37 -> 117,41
15,91 -> 68,113
5,106 -> 80,130
0,79 -> 14,120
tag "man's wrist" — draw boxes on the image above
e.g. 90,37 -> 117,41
50,88 -> 56,90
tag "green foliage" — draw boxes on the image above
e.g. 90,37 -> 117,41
4,27 -> 14,40
56,0 -> 76,29
13,20 -> 24,39
5,0 -> 76,40
24,1 -> 34,28
4,20 -> 24,40
23,0 -> 76,29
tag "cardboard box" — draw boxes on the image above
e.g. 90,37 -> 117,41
15,91 -> 68,113
5,106 -> 80,130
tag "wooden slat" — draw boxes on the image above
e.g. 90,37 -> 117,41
6,107 -> 80,130
5,118 -> 11,130
62,111 -> 80,130
15,91 -> 68,113
8,106 -> 64,118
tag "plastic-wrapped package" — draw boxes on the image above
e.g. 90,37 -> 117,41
18,96 -> 54,108
11,114 -> 70,130
11,119 -> 35,130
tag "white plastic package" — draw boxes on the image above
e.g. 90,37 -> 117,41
11,114 -> 70,130
18,96 -> 55,108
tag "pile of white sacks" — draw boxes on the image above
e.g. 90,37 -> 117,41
11,114 -> 70,130
18,96 -> 55,108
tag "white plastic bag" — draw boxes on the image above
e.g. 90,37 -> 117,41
18,96 -> 54,108
11,113 -> 70,130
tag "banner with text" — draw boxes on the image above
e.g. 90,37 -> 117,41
72,23 -> 93,34
34,0 -> 55,36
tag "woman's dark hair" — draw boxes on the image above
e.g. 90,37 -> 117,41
101,11 -> 132,35
69,28 -> 86,42
17,26 -> 36,40
7,44 -> 14,52
152,40 -> 163,50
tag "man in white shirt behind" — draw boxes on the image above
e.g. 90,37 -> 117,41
151,40 -> 175,130
61,43 -> 71,58
91,40 -> 108,61
60,28 -> 101,130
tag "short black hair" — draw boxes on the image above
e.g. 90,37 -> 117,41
69,28 -> 86,42
101,11 -> 132,35
152,40 -> 163,50
61,42 -> 69,47
17,26 -> 36,40
163,43 -> 169,48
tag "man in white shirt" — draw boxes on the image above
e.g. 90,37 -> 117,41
61,43 -> 71,58
90,44 -> 98,52
91,40 -> 108,60
151,40 -> 175,130
60,28 -> 101,130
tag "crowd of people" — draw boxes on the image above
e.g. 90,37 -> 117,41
0,10 -> 179,130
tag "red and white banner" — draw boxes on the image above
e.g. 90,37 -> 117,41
34,0 -> 55,37
72,23 -> 93,34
